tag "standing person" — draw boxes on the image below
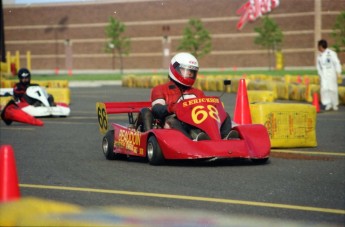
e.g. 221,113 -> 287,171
316,39 -> 342,111
146,52 -> 234,140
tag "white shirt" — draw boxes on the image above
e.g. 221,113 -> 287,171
317,48 -> 342,91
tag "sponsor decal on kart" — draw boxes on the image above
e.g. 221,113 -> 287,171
116,129 -> 144,155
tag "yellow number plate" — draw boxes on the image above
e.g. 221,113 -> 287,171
96,102 -> 108,134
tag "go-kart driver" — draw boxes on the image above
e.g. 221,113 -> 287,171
13,68 -> 33,102
13,68 -> 55,106
141,52 -> 234,140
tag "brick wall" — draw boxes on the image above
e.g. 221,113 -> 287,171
3,0 -> 345,71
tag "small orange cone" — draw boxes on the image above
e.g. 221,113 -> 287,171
233,79 -> 252,124
0,145 -> 20,202
312,92 -> 320,113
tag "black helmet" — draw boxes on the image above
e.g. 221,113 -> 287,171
17,68 -> 31,85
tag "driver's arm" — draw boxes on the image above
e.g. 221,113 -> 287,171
152,103 -> 170,117
151,85 -> 171,121
13,84 -> 26,102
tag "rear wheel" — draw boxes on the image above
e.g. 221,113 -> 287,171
147,135 -> 165,165
102,130 -> 120,160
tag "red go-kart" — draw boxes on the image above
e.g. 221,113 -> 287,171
96,87 -> 270,165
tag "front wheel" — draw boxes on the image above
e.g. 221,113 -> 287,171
102,130 -> 120,160
147,135 -> 165,165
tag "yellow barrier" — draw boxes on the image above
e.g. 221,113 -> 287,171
150,75 -> 168,87
0,96 -> 12,110
46,88 -> 71,104
247,80 -> 278,99
250,103 -> 317,148
0,197 -> 81,226
205,76 -> 218,91
0,88 -> 70,109
247,80 -> 268,90
247,90 -> 275,103
36,80 -> 69,88
120,74 -> 344,106
195,75 -> 206,91
194,77 -> 203,90
303,75 -> 319,84
288,84 -> 305,101
339,86 -> 345,104
0,80 -> 16,88
122,75 -> 136,87
0,62 -> 8,73
284,75 -> 341,85
1,80 -> 69,89
0,197 -> 283,226
287,83 -> 344,103
213,75 -> 226,92
275,82 -> 289,100
306,84 -> 320,103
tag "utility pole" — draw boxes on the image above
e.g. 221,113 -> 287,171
0,0 -> 6,62
162,25 -> 170,69
314,0 -> 322,63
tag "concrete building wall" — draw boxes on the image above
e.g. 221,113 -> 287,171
3,0 -> 345,71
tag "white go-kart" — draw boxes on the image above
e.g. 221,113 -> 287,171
19,86 -> 70,117
1,86 -> 70,126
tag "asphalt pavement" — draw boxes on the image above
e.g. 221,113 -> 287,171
0,85 -> 344,226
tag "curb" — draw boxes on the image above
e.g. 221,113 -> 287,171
69,81 -> 122,87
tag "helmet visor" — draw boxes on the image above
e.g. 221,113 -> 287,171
176,63 -> 198,79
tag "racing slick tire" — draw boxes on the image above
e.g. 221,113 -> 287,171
147,135 -> 165,165
102,130 -> 122,160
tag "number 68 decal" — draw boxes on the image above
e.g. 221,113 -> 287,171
96,102 -> 108,134
191,105 -> 220,124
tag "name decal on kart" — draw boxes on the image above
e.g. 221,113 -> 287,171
117,129 -> 142,154
182,97 -> 219,107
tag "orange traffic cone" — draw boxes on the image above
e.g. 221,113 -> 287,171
1,100 -> 44,126
233,79 -> 252,124
0,145 -> 20,202
312,92 -> 320,113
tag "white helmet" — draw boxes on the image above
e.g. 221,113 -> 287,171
169,52 -> 199,87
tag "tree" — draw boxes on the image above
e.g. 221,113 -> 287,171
177,18 -> 212,59
331,11 -> 345,53
254,16 -> 283,70
105,17 -> 130,74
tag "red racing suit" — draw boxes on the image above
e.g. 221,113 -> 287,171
150,80 -> 232,139
151,80 -> 205,119
13,82 -> 29,102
